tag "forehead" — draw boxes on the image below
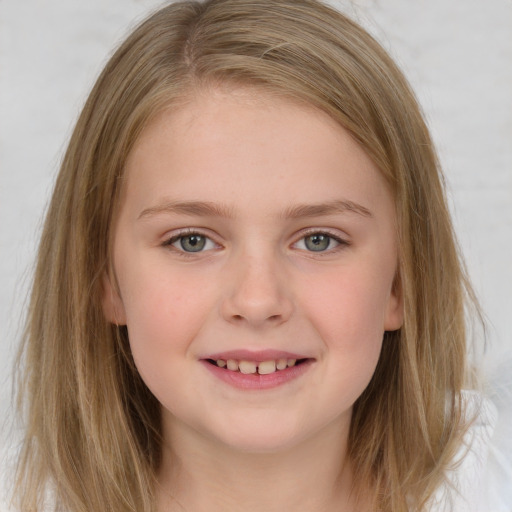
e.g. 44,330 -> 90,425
120,87 -> 393,222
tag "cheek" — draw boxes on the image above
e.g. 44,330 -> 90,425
299,264 -> 392,384
300,266 -> 392,345
296,271 -> 387,415
118,266 -> 214,372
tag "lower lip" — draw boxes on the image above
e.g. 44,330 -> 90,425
201,359 -> 314,390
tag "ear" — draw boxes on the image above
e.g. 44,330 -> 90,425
101,273 -> 127,325
384,273 -> 404,331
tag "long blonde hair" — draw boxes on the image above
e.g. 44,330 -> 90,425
14,1 -> 478,510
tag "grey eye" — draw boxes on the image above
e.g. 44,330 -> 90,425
304,233 -> 332,251
178,234 -> 207,252
166,232 -> 218,254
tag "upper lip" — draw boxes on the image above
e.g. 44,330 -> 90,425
201,349 -> 312,362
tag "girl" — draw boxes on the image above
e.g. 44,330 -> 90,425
12,0 -> 499,510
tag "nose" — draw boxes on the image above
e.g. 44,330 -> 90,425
220,250 -> 294,328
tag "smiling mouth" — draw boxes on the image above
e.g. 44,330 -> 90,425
205,358 -> 309,375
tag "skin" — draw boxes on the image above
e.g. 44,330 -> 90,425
103,88 -> 403,511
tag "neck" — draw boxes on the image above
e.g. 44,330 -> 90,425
157,417 -> 363,512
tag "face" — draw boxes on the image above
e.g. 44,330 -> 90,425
103,88 -> 403,454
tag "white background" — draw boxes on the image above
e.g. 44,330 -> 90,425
1,0 -> 511,508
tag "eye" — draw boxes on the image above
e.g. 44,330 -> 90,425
165,232 -> 218,253
294,232 -> 345,252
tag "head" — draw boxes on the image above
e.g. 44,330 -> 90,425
17,1 -> 474,511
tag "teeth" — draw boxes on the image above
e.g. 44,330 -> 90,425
258,360 -> 276,375
214,357 -> 302,373
239,360 -> 257,374
227,359 -> 239,371
276,358 -> 288,370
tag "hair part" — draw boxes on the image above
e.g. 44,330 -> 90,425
14,1 -> 479,511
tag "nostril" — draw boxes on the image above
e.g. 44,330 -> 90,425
231,313 -> 282,323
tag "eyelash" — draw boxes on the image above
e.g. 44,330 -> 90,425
162,229 -> 220,258
162,229 -> 349,256
293,229 -> 349,255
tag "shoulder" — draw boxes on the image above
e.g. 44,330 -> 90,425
430,388 -> 512,512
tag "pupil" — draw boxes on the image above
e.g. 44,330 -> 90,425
305,234 -> 329,251
181,235 -> 206,252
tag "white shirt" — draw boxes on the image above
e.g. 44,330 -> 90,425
430,391 -> 512,512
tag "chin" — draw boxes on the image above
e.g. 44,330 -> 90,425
205,416 -> 313,455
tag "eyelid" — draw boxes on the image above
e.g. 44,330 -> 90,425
160,227 -> 350,256
291,228 -> 350,252
162,228 -> 222,254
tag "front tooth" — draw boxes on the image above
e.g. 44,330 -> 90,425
216,359 -> 227,368
227,359 -> 239,371
276,359 -> 288,370
287,358 -> 297,367
258,360 -> 276,375
239,360 -> 257,374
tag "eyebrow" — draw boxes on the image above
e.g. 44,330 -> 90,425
138,199 -> 372,220
281,199 -> 373,219
138,200 -> 235,220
